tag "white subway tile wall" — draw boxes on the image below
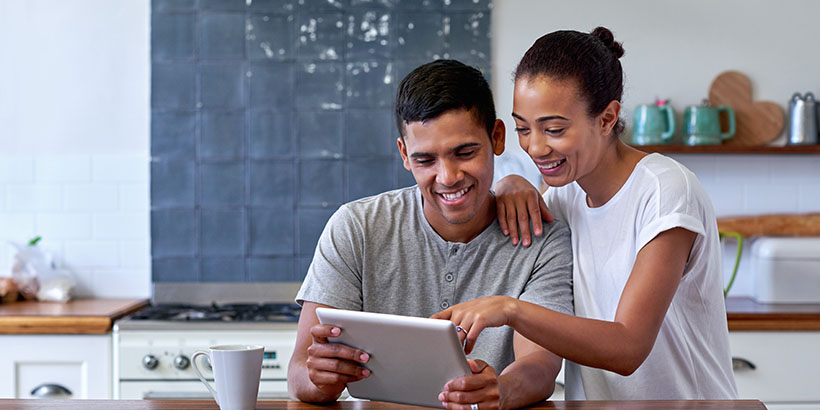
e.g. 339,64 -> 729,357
672,154 -> 820,217
671,154 -> 820,297
0,155 -> 150,298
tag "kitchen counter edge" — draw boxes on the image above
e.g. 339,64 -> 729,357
0,298 -> 149,335
0,399 -> 769,410
726,296 -> 820,331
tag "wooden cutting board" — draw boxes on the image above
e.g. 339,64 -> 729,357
708,71 -> 784,146
717,213 -> 820,237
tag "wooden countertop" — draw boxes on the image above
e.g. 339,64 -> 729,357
0,298 -> 148,334
726,296 -> 820,331
0,399 -> 768,409
1,296 -> 815,334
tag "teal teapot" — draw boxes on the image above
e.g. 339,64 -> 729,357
682,102 -> 736,145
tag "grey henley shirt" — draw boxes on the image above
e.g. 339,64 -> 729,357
296,186 -> 573,372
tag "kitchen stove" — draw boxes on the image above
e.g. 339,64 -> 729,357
113,301 -> 301,400
125,302 -> 301,323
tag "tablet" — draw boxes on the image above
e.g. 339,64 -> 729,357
315,308 -> 471,408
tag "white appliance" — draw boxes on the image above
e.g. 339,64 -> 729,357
753,236 -> 820,303
113,301 -> 299,400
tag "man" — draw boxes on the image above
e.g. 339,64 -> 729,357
288,60 -> 573,409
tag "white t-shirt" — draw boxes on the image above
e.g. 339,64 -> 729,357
545,153 -> 737,400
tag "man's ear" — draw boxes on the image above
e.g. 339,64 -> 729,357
600,100 -> 621,137
397,137 -> 411,171
491,119 -> 506,156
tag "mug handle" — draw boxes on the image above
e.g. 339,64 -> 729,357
718,106 -> 736,140
191,351 -> 219,405
660,104 -> 676,141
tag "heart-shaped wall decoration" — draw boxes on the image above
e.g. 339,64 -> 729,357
708,71 -> 784,146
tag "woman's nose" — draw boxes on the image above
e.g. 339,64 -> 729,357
526,134 -> 552,158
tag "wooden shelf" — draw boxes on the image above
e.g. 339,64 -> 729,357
631,144 -> 820,154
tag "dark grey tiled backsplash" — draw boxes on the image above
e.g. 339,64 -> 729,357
151,0 -> 492,283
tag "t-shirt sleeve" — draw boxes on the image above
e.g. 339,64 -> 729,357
636,164 -> 707,252
295,205 -> 365,310
543,187 -> 569,223
519,218 -> 574,316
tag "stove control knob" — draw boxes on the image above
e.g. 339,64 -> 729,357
142,354 -> 159,370
174,355 -> 190,370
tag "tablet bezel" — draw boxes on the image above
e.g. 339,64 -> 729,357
315,307 -> 471,408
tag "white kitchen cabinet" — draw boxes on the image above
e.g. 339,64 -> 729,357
0,334 -> 111,399
547,331 -> 818,405
730,331 -> 820,408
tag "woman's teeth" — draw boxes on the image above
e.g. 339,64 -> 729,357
440,187 -> 469,201
538,159 -> 565,170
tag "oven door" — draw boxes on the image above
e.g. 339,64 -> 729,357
119,381 -> 290,400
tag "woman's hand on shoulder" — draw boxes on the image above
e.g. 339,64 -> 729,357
494,175 -> 553,247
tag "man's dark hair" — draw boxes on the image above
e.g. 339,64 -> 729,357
395,60 -> 496,139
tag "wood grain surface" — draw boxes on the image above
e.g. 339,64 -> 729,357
0,399 -> 769,410
0,298 -> 148,334
708,71 -> 784,146
717,213 -> 820,237
726,296 -> 820,331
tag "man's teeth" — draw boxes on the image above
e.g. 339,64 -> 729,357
538,159 -> 565,170
441,187 -> 469,201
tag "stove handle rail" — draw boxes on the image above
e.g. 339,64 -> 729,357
30,383 -> 72,398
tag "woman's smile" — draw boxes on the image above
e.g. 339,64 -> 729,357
535,158 -> 567,175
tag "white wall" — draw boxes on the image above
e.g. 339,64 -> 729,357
491,0 -> 820,298
2,1 -> 818,299
0,0 -> 150,298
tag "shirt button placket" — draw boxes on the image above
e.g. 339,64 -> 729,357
441,244 -> 459,311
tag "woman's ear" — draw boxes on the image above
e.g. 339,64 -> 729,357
491,119 -> 506,155
600,100 -> 621,137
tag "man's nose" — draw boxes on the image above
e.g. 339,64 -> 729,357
436,159 -> 463,186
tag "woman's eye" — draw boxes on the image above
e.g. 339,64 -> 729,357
514,127 -> 530,135
546,128 -> 564,135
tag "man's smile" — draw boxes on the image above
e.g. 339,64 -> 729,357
437,185 -> 473,205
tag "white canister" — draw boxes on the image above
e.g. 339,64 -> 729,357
753,236 -> 820,303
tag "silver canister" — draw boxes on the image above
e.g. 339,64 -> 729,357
787,92 -> 818,145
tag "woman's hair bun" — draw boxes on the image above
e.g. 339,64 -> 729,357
591,26 -> 624,58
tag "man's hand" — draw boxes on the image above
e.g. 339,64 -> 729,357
438,360 -> 505,410
305,323 -> 372,396
494,174 -> 552,247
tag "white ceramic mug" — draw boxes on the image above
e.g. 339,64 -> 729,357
191,345 -> 264,410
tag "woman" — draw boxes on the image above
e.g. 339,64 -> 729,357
434,27 -> 737,400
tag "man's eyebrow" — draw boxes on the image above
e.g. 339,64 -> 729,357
451,143 -> 480,152
511,112 -> 569,123
409,143 -> 481,158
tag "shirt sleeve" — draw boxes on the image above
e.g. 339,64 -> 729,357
636,163 -> 707,252
543,185 -> 570,223
295,204 -> 365,310
518,218 -> 575,316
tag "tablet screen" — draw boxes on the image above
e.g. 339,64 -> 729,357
316,308 -> 471,408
